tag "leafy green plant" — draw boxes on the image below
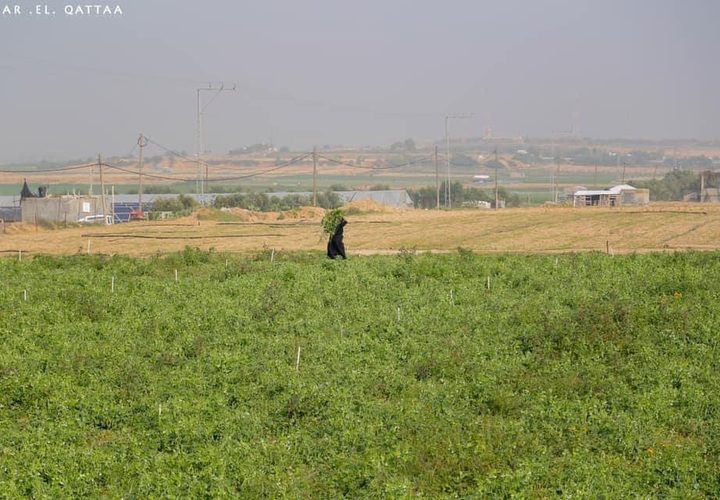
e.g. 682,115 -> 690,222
321,208 -> 345,235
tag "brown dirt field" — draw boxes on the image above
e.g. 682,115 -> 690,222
4,203 -> 720,258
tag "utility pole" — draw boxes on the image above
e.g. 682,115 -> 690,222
98,154 -> 106,223
434,145 -> 440,209
444,114 -> 472,209
196,82 -> 236,197
138,134 -> 148,216
621,160 -> 627,184
594,162 -> 598,187
312,147 -> 318,207
494,147 -> 499,210
554,158 -> 561,203
445,117 -> 450,208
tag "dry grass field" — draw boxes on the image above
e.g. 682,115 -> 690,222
3,203 -> 720,257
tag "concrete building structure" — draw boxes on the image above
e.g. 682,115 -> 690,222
699,171 -> 720,202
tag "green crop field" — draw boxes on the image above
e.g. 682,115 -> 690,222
1,249 -> 719,497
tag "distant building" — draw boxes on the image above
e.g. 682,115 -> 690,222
699,171 -> 720,202
572,184 -> 649,207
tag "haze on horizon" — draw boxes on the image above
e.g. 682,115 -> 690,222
1,0 -> 718,164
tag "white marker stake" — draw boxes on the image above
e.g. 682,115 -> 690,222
270,248 -> 275,264
450,289 -> 455,305
295,346 -> 301,372
23,290 -> 27,301
486,276 -> 491,290
18,250 -> 22,262
175,269 -> 178,282
397,305 -> 401,323
555,257 -> 559,267
111,276 -> 115,293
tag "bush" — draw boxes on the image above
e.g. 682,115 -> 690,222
152,194 -> 198,214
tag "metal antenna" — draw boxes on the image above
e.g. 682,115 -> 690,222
196,82 -> 236,197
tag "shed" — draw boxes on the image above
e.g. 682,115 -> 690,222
573,184 -> 649,207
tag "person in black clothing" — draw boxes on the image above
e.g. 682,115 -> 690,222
327,217 -> 347,259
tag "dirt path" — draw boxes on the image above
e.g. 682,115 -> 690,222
3,204 -> 720,257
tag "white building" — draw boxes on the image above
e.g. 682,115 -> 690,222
573,184 -> 650,207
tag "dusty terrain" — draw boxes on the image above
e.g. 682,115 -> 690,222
3,203 -> 720,258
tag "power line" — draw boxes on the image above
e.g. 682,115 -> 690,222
0,162 -> 96,174
100,152 -> 312,183
144,136 -> 310,173
145,137 -> 202,165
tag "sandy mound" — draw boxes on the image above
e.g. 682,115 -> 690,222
342,199 -> 399,214
195,206 -> 326,223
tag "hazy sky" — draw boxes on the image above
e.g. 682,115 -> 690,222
1,0 -> 718,163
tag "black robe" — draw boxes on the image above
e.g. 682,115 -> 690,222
327,218 -> 347,259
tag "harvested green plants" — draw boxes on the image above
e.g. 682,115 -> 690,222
321,208 -> 345,235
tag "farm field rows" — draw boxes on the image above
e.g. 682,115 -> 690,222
3,204 -> 720,257
1,250 -> 719,496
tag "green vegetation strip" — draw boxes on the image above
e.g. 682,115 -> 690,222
1,249 -> 719,496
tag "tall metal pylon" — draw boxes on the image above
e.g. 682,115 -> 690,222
196,82 -> 236,197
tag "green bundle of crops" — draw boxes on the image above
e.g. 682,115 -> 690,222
321,208 -> 345,235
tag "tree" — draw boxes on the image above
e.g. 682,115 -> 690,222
632,170 -> 700,201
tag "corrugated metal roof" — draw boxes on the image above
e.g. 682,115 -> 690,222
609,184 -> 637,193
574,190 -> 614,196
574,184 -> 637,197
